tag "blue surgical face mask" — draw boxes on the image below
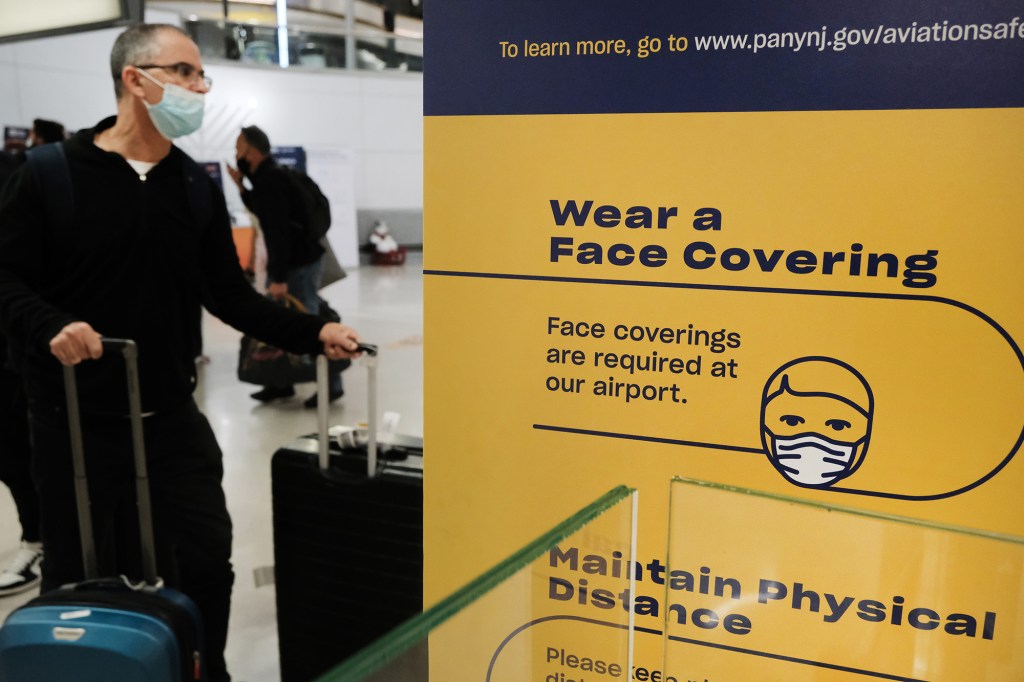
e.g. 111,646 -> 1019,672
137,68 -> 205,139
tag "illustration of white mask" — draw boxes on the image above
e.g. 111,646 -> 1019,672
770,434 -> 858,487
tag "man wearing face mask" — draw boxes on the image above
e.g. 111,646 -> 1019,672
760,357 -> 874,489
228,126 -> 344,407
0,24 -> 363,681
8,118 -> 66,164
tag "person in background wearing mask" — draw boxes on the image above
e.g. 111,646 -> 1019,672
760,357 -> 874,489
0,24 -> 363,681
228,125 -> 345,407
8,118 -> 65,164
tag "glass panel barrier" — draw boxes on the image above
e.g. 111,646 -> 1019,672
319,486 -> 637,681
664,478 -> 1024,681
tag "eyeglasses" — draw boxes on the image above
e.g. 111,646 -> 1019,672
134,62 -> 212,89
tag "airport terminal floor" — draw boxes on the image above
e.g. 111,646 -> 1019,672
0,255 -> 424,682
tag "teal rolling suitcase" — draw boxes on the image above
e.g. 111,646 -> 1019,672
0,340 -> 205,681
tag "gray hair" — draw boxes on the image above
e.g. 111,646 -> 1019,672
110,24 -> 190,99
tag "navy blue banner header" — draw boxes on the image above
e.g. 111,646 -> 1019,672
425,0 -> 1024,116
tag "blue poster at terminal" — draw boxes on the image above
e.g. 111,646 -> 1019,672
198,161 -> 224,192
272,146 -> 307,173
426,0 -> 1024,115
3,126 -> 29,153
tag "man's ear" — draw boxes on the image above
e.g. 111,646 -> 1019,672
120,66 -> 148,100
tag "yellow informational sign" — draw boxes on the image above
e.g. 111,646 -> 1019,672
424,108 -> 1024,677
425,3 -> 1024,679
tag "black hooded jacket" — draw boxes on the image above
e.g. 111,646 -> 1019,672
0,117 -> 325,414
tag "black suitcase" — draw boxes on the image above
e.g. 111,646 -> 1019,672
272,351 -> 423,682
0,339 -> 205,681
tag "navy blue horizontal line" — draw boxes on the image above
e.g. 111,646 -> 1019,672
429,267 -> 1023,500
487,613 -> 924,682
423,268 -> 972,309
533,423 -> 764,454
421,267 -> 1021,376
666,634 -> 927,681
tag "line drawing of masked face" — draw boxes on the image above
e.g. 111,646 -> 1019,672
760,357 -> 873,489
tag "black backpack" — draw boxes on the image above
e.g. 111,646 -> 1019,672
282,167 -> 331,239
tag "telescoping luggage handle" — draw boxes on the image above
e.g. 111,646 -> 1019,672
315,342 -> 378,477
63,338 -> 159,586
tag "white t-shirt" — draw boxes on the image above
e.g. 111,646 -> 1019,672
126,159 -> 157,180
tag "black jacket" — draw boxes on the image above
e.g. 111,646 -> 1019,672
240,158 -> 323,283
0,117 -> 326,414
0,150 -> 18,190
0,150 -> 24,367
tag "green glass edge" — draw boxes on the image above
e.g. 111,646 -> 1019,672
316,484 -> 636,681
671,477 -> 1024,546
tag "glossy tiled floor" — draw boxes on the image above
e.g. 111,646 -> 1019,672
0,256 -> 424,682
